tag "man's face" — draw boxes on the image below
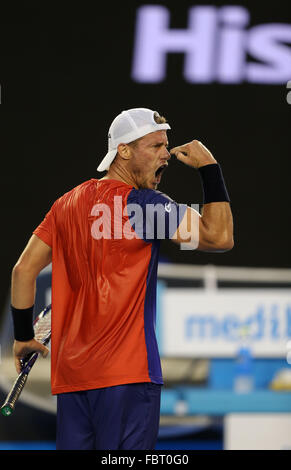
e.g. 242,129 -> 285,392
128,130 -> 170,190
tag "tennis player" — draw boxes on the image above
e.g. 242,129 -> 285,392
11,108 -> 233,450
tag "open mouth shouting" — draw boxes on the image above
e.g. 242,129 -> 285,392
154,164 -> 168,185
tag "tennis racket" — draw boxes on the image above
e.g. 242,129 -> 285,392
1,304 -> 51,417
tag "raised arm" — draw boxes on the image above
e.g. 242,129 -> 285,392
170,140 -> 234,252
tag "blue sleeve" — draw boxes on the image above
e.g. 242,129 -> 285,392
126,188 -> 187,242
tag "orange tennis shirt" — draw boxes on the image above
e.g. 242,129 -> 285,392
33,178 -> 186,394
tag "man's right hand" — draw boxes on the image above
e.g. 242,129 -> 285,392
13,339 -> 49,374
170,140 -> 217,169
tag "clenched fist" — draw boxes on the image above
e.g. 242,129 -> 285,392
170,140 -> 217,169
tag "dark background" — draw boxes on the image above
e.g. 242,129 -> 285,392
0,1 -> 290,318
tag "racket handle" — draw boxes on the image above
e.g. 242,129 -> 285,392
1,372 -> 29,416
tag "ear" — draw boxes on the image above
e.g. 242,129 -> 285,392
117,143 -> 132,162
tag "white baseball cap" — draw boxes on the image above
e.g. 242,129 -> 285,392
97,107 -> 171,172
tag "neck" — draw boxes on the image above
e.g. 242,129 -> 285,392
100,161 -> 138,189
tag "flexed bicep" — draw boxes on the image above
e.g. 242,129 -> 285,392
171,206 -> 201,249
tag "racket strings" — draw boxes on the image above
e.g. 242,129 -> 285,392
34,311 -> 51,342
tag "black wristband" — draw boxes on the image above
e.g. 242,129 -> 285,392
11,305 -> 35,341
198,163 -> 230,204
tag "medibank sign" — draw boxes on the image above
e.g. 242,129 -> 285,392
132,5 -> 291,84
158,289 -> 291,357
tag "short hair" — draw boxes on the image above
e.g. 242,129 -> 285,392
153,112 -> 167,125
